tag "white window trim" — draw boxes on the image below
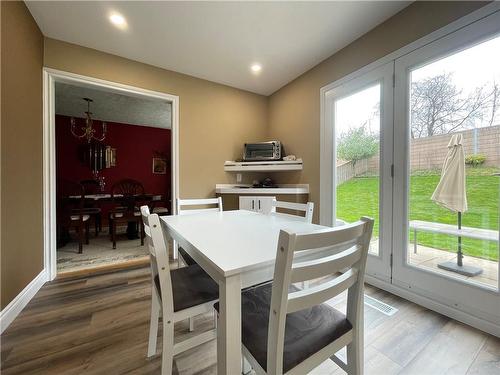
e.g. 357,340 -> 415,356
43,68 -> 180,281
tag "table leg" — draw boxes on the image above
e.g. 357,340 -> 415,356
217,274 -> 242,375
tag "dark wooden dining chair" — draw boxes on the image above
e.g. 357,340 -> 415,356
109,179 -> 146,249
80,179 -> 103,236
57,180 -> 91,254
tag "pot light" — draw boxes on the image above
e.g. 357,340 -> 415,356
251,63 -> 262,74
109,13 -> 127,29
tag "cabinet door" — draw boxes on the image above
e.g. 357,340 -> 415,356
257,196 -> 276,214
239,196 -> 256,211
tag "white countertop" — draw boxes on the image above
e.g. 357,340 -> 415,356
215,183 -> 309,194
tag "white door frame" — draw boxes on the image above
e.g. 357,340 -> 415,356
43,68 -> 180,281
392,10 -> 500,330
320,62 -> 394,283
320,3 -> 500,336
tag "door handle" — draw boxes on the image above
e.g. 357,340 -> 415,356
258,200 -> 261,210
252,200 -> 255,210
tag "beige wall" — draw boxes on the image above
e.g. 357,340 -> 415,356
44,38 -> 269,199
267,1 -> 487,223
1,1 -> 44,309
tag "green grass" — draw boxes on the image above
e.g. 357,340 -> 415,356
337,167 -> 499,261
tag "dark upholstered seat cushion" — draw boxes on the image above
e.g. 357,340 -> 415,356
178,247 -> 197,266
154,264 -> 218,312
239,283 -> 352,372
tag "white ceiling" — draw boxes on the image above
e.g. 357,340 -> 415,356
27,1 -> 410,95
55,82 -> 172,128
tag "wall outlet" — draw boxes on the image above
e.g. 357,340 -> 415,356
236,173 -> 242,183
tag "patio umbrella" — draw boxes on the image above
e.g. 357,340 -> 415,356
431,133 -> 482,276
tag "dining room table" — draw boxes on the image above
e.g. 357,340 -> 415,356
160,209 -> 329,375
68,193 -> 161,238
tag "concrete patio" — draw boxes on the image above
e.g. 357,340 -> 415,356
369,241 -> 498,289
407,243 -> 498,289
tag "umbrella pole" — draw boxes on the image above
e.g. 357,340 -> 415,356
438,211 -> 483,276
457,212 -> 463,267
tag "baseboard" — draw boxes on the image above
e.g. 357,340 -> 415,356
365,275 -> 500,338
0,269 -> 48,334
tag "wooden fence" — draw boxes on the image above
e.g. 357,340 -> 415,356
336,159 -> 369,186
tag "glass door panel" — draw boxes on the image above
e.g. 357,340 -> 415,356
335,84 -> 381,256
393,15 -> 500,327
331,62 -> 394,281
407,39 -> 500,289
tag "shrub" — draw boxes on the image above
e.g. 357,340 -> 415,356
465,154 -> 486,167
337,126 -> 379,169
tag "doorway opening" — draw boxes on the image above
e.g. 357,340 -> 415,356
43,69 -> 179,280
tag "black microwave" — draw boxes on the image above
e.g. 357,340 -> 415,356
243,141 -> 282,161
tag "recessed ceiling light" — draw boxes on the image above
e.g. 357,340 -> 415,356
109,13 -> 127,29
251,63 -> 262,74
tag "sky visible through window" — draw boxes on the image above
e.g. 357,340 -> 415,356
335,34 -> 500,138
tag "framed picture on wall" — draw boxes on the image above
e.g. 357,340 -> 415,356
152,157 -> 167,174
105,146 -> 117,168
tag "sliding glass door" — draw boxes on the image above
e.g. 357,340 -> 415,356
393,14 -> 500,325
328,62 -> 394,282
324,10 -> 500,328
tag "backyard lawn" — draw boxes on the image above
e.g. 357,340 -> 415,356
336,168 -> 499,261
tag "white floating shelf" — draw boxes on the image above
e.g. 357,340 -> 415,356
224,159 -> 303,172
216,184 -> 309,194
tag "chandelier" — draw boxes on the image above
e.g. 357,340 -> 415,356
71,98 -> 107,143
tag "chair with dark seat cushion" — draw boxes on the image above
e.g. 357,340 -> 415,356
141,206 -> 218,375
57,180 -> 91,254
239,283 -> 352,373
177,247 -> 197,266
80,179 -> 103,235
270,199 -> 314,223
153,263 -> 219,312
175,197 -> 223,267
109,179 -> 146,249
218,217 -> 373,375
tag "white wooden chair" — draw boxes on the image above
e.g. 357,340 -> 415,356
175,197 -> 223,267
235,217 -> 374,375
141,206 -> 218,375
270,199 -> 314,223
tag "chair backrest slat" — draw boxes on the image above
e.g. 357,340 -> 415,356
293,222 -> 365,251
287,269 -> 358,314
270,199 -> 314,223
178,207 -> 221,216
176,197 -> 223,215
266,216 -> 374,374
290,244 -> 362,283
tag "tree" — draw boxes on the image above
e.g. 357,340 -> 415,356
337,125 -> 378,171
485,81 -> 500,127
409,73 -> 493,138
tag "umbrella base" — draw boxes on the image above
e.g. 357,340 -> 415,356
437,261 -> 483,277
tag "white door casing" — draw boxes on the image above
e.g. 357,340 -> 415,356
320,61 -> 394,282
43,68 -> 180,281
392,11 -> 500,328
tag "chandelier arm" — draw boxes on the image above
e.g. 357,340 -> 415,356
70,99 -> 106,143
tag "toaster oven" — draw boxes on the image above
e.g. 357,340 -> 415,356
243,141 -> 282,161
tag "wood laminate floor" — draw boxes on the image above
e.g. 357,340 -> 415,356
1,266 -> 499,375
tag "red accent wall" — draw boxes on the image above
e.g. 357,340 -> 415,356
56,115 -> 171,203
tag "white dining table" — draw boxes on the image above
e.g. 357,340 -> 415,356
160,209 -> 327,375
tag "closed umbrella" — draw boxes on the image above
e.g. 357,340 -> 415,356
432,133 -> 482,276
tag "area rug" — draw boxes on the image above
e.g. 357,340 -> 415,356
57,229 -> 149,274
